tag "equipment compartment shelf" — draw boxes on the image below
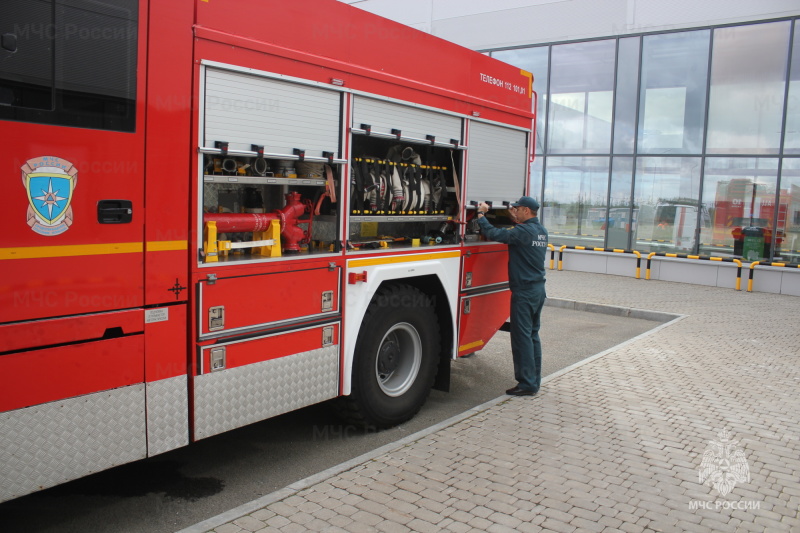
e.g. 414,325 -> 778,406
350,215 -> 452,222
203,175 -> 329,186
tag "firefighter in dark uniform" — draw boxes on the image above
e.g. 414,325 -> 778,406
476,197 -> 548,396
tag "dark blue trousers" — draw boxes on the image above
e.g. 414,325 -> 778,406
509,283 -> 546,392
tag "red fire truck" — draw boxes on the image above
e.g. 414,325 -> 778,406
0,0 -> 534,501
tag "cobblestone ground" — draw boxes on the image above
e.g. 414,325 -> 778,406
204,271 -> 800,533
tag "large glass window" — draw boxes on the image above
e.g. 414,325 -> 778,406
530,156 -> 544,204
543,156 -> 609,247
608,157 -> 635,249
547,40 -> 615,154
777,158 -> 800,264
701,158 -> 779,260
613,38 -> 640,154
706,21 -> 791,154
633,157 -> 702,252
492,17 -> 798,263
493,47 -> 549,155
784,21 -> 800,154
0,0 -> 138,131
638,30 -> 710,155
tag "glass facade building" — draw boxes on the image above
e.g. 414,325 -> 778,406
492,18 -> 800,264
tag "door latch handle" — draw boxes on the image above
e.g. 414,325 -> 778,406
97,200 -> 133,224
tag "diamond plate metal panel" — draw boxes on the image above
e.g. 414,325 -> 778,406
0,385 -> 147,502
146,376 -> 189,456
194,346 -> 339,440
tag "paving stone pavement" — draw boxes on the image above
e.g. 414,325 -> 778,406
191,271 -> 800,533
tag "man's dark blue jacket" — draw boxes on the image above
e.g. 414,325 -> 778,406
477,216 -> 548,290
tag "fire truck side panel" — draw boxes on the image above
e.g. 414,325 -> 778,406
196,267 -> 341,339
1,251 -> 145,326
342,252 -> 460,396
0,333 -> 144,413
192,1 -> 533,128
144,304 -> 189,382
144,304 -> 189,456
1,0 -> 148,324
194,323 -> 340,440
457,290 -> 512,357
461,246 -> 511,290
0,308 -> 143,353
458,247 -> 513,357
0,384 -> 147,503
143,0 -> 192,307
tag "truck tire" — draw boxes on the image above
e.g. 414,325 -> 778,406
340,284 -> 440,428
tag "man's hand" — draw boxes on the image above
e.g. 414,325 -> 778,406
508,208 -> 518,223
477,202 -> 490,214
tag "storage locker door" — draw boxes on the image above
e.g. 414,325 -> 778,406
466,122 -> 529,205
352,96 -> 462,143
204,67 -> 341,156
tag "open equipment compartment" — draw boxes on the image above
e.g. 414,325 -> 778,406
198,65 -> 346,263
347,96 -> 466,251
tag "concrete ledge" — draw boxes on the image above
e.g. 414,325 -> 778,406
545,297 -> 679,323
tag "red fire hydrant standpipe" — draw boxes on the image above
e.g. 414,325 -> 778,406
204,192 -> 312,252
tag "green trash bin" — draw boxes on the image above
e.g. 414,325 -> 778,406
741,226 -> 764,261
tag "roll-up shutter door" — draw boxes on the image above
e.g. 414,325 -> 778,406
466,122 -> 529,205
204,68 -> 341,156
352,96 -> 462,144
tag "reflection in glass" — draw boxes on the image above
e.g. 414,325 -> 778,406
701,158 -> 779,260
778,159 -> 800,264
493,47 -> 549,154
633,157 -> 702,252
613,38 -> 640,154
707,21 -> 791,154
638,30 -> 710,154
547,40 -> 615,154
492,18 -> 799,266
543,157 -> 609,247
608,157 -> 634,249
784,21 -> 800,154
530,156 -> 544,204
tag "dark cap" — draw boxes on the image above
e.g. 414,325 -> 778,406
510,196 -> 540,211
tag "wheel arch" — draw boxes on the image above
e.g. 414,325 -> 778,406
342,256 -> 459,396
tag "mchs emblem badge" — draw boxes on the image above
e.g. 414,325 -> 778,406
22,156 -> 78,236
699,428 -> 750,497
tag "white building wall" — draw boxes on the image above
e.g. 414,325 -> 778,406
340,0 -> 800,49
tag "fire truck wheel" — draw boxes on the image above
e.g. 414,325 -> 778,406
342,283 -> 439,428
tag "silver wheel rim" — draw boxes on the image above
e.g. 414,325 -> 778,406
375,322 -> 422,397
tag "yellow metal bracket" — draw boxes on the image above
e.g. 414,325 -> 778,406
204,221 -> 219,263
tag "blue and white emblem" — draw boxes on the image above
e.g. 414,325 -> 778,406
22,156 -> 78,236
